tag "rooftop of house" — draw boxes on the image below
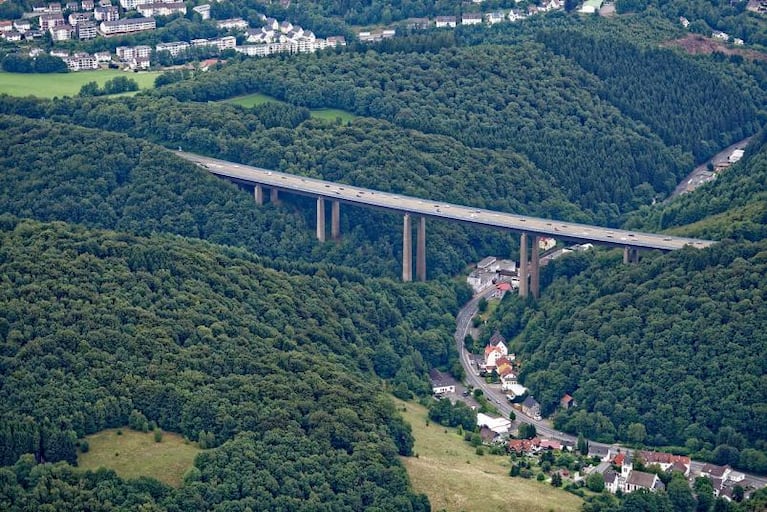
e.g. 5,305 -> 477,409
627,470 -> 660,490
701,463 -> 729,477
522,396 -> 539,408
489,331 -> 506,346
638,450 -> 691,466
429,369 -> 457,388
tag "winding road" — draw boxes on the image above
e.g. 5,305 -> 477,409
453,290 -> 767,488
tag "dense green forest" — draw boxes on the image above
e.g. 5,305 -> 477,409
0,110 -> 552,277
625,128 -> 767,241
0,216 -> 462,510
482,134 -> 767,474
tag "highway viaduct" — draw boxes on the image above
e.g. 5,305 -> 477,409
176,151 -> 716,297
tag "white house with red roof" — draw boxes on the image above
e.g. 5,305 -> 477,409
483,332 -> 508,370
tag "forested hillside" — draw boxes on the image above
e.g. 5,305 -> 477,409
0,216 -> 457,510
152,44 -> 690,221
625,128 -> 767,241
482,135 -> 767,474
147,20 -> 763,221
0,111 -> 553,277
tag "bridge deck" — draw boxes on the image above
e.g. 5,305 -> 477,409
177,152 -> 716,252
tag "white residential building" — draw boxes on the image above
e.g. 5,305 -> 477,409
50,24 -> 73,41
216,18 -> 248,30
435,16 -> 457,27
156,41 -> 190,56
100,17 -> 156,35
192,4 -> 210,19
93,6 -> 119,21
137,2 -> 186,17
64,53 -> 99,71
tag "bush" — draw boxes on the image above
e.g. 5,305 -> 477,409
476,447 -> 485,456
79,440 -> 89,453
153,428 -> 163,443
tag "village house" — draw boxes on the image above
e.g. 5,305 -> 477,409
699,463 -> 746,497
435,16 -> 457,28
560,394 -> 576,410
521,396 -> 541,419
13,19 -> 32,32
0,20 -> 13,32
637,450 -> 691,476
404,18 -> 430,30
496,356 -> 519,391
429,369 -> 457,395
3,31 -> 22,41
483,331 -> 508,370
81,0 -> 95,10
485,11 -> 505,24
461,13 -> 483,25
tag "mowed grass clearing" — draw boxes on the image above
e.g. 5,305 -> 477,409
78,428 -> 200,487
224,92 -> 358,122
0,70 -> 161,98
394,398 -> 582,512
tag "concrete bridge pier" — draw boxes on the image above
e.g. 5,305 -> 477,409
416,216 -> 426,282
331,200 -> 341,240
316,197 -> 326,242
519,233 -> 528,298
254,184 -> 264,205
623,247 -> 639,264
531,235 -> 541,299
402,213 -> 412,282
270,189 -> 280,204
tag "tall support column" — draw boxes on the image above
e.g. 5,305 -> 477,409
331,201 -> 341,240
416,216 -> 426,282
254,184 -> 264,205
270,189 -> 279,204
402,213 -> 412,282
623,247 -> 640,264
519,233 -> 528,298
531,235 -> 541,299
316,197 -> 326,242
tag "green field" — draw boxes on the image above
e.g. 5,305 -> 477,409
224,93 -> 358,122
0,70 -> 161,98
77,428 -> 201,487
395,398 -> 582,512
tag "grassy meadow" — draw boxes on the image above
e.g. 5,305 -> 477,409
77,428 -> 200,487
0,70 -> 161,98
224,92 -> 358,122
395,398 -> 583,512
